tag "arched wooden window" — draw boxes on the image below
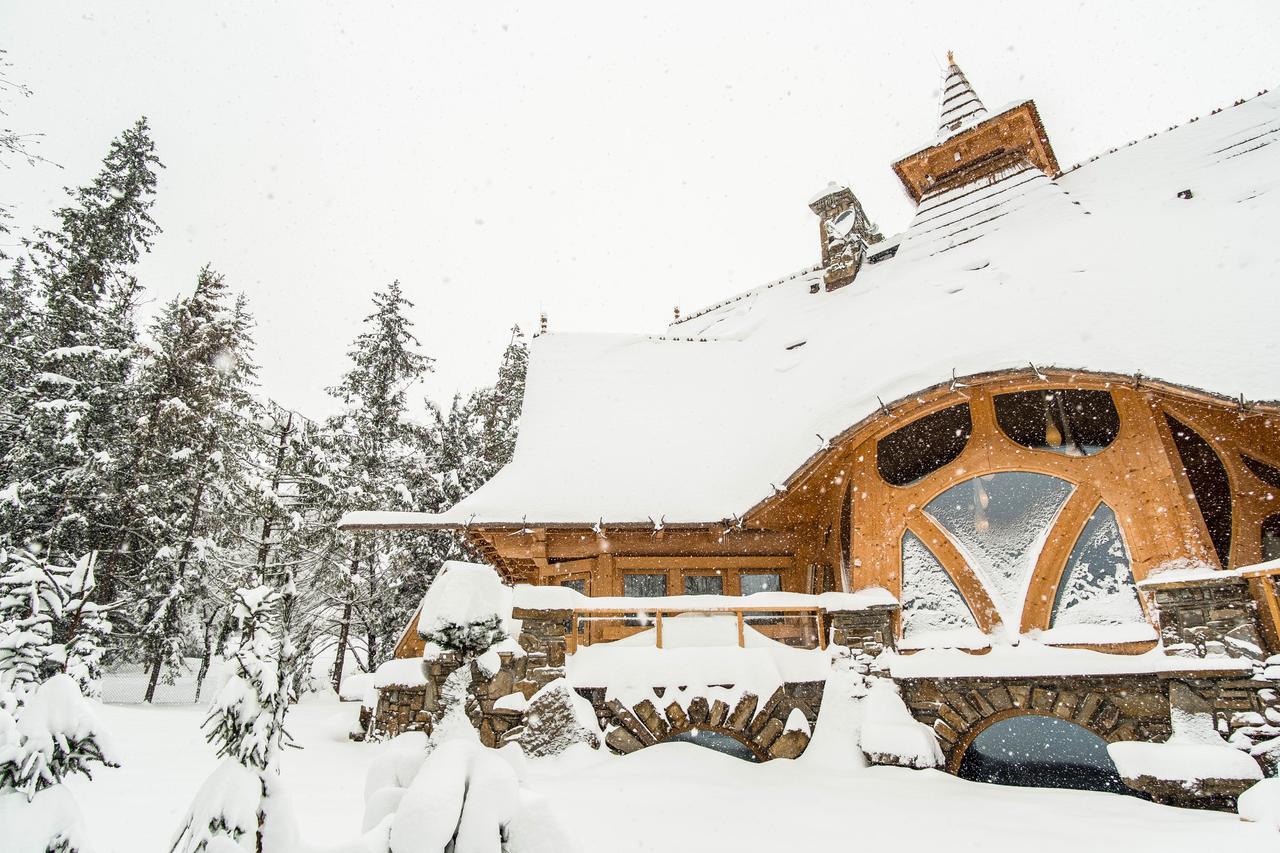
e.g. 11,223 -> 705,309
993,389 -> 1119,456
1263,515 -> 1280,562
877,403 -> 972,486
900,531 -> 979,643
924,472 -> 1074,623
1243,454 -> 1280,490
1165,415 -> 1233,567
1049,503 -> 1144,629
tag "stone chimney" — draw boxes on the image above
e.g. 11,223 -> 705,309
808,182 -> 883,292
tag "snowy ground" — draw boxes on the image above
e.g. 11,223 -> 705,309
71,695 -> 1273,852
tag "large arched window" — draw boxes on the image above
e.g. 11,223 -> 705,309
1165,415 -> 1233,567
994,389 -> 1120,456
900,531 -> 979,645
1049,503 -> 1145,631
924,472 -> 1074,623
877,404 -> 972,486
895,475 -> 1150,646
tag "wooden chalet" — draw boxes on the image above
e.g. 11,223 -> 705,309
348,57 -> 1280,792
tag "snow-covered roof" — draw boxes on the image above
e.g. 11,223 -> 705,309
936,56 -> 989,137
356,88 -> 1280,529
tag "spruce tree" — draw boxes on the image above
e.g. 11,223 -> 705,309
124,268 -> 258,702
0,547 -> 117,851
170,579 -> 298,853
320,281 -> 438,690
0,118 -> 161,585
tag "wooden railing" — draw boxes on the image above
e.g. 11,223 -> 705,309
564,606 -> 827,653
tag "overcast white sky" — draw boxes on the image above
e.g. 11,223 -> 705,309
4,2 -> 1278,418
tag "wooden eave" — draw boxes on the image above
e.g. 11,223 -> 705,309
742,368 -> 1280,531
891,100 -> 1061,204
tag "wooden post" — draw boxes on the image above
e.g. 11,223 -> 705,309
567,612 -> 578,654
736,610 -> 745,648
655,611 -> 664,649
816,610 -> 828,650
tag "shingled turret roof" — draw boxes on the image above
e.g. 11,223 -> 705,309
938,51 -> 989,136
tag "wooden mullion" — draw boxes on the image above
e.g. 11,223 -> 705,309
1019,486 -> 1101,633
904,514 -> 1001,632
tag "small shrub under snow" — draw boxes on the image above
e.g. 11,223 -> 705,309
418,562 -> 511,657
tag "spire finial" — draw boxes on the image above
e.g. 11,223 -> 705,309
936,53 -> 987,135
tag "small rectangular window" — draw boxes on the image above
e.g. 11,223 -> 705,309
683,575 -> 723,596
560,578 -> 586,593
623,573 -> 667,598
740,573 -> 781,595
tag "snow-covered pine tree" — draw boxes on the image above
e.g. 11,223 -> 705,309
124,268 -> 258,702
170,578 -> 298,853
0,260 -> 38,470
199,401 -> 331,700
0,118 -> 161,591
432,323 -> 528,504
472,323 -> 528,488
0,49 -> 53,260
0,547 -> 117,852
317,281 -> 444,691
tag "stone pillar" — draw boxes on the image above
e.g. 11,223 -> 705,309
827,604 -> 897,656
1150,576 -> 1265,661
511,607 -> 572,694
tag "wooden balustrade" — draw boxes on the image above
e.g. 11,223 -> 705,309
563,605 -> 827,653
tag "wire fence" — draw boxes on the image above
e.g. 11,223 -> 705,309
100,656 -> 212,705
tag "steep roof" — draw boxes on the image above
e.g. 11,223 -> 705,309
937,52 -> 988,136
350,88 -> 1280,530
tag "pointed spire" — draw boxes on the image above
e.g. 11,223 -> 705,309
937,52 -> 988,135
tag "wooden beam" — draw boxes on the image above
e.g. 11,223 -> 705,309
612,555 -> 792,570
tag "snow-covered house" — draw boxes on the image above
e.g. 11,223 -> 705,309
346,57 -> 1280,795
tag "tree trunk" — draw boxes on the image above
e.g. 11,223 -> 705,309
143,648 -> 164,703
330,541 -> 360,694
194,607 -> 219,701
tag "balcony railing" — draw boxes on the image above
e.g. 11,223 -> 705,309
563,605 -> 827,652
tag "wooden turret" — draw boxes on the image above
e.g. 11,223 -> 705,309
892,52 -> 1060,204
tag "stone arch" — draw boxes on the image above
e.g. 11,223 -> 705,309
947,707 -> 1118,774
955,712 -> 1131,793
598,684 -> 821,762
895,675 -> 1174,773
662,724 -> 768,762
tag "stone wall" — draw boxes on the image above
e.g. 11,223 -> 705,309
1151,576 -> 1266,660
828,605 -> 895,656
365,653 -> 463,740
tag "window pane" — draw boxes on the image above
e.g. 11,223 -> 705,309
994,389 -> 1119,456
1263,515 -> 1280,562
560,578 -> 586,593
683,575 -> 723,596
740,573 -> 781,595
925,472 -> 1074,622
1165,415 -> 1233,567
623,573 -> 667,598
1050,503 -> 1144,627
1243,454 -> 1280,490
877,404 -> 972,486
901,531 -> 978,637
